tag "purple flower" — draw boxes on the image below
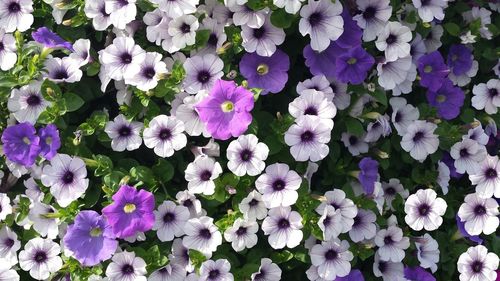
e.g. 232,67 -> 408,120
335,9 -> 362,49
418,51 -> 449,92
102,185 -> 155,238
447,44 -> 473,76
358,157 -> 379,194
335,269 -> 364,281
196,79 -> 254,140
303,42 -> 338,78
31,27 -> 73,51
63,210 -> 117,266
441,152 -> 463,179
239,49 -> 290,94
38,124 -> 61,160
426,79 -> 464,120
456,215 -> 483,244
1,122 -> 41,166
404,266 -> 436,281
335,46 -> 374,84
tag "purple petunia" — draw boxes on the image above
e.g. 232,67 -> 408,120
426,79 -> 465,120
404,266 -> 436,281
303,42 -> 338,78
418,51 -> 450,92
1,122 -> 41,167
335,9 -> 363,49
456,215 -> 483,244
334,269 -> 364,281
447,44 -> 473,76
32,27 -> 73,51
239,49 -> 290,94
358,157 -> 379,194
196,79 -> 254,140
63,210 -> 118,266
335,46 -> 375,84
38,124 -> 61,160
441,152 -> 463,179
102,185 -> 155,238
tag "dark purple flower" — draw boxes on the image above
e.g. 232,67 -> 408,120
447,44 -> 473,76
38,124 -> 61,160
303,42 -> 338,78
335,9 -> 362,49
358,157 -> 379,194
1,122 -> 41,166
32,27 -> 74,51
63,210 -> 117,266
404,266 -> 436,281
239,49 -> 290,94
441,152 -> 463,179
456,215 -> 483,244
426,79 -> 465,120
418,51 -> 449,92
102,185 -> 155,238
335,46 -> 374,84
335,269 -> 364,281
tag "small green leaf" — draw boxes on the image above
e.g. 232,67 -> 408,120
345,117 -> 365,137
444,23 -> 460,36
64,92 -> 85,112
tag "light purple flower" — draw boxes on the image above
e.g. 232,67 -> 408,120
31,27 -> 73,51
38,124 -> 60,160
1,122 -> 41,167
239,49 -> 290,94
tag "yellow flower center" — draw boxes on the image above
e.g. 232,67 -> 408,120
436,94 -> 446,103
256,63 -> 269,75
89,227 -> 102,237
45,137 -> 52,145
221,101 -> 235,113
23,137 -> 31,144
123,203 -> 136,213
347,57 -> 357,65
424,65 -> 433,73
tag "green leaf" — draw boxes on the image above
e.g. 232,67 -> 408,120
444,23 -> 460,36
270,9 -> 294,29
271,250 -> 294,264
189,249 -> 207,270
64,92 -> 85,112
152,159 -> 175,183
345,117 -> 365,137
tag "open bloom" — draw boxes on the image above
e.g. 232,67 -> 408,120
375,21 -> 412,61
0,0 -> 34,32
19,238 -> 62,280
310,239 -> 353,280
153,200 -> 190,242
183,216 -> 222,257
1,122 -> 40,166
182,54 -> 223,94
241,15 -> 285,57
471,79 -> 500,115
255,163 -> 301,208
426,79 -> 465,120
0,29 -> 17,71
239,50 -> 290,94
334,46 -> 375,84
353,0 -> 392,41
284,115 -> 332,162
223,218 -> 259,252
105,251 -> 147,281
251,258 -> 282,281
375,226 -> 410,262
457,245 -> 498,281
469,155 -> 500,198
104,114 -> 143,152
143,115 -> 187,158
185,155 -> 223,195
457,193 -> 499,236
417,51 -> 449,92
400,120 -> 439,162
415,234 -> 440,273
226,134 -> 269,177
404,189 -> 447,231
262,206 -> 303,249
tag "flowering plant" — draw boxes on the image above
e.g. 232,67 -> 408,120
0,0 -> 499,280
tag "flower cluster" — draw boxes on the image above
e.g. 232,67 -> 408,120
0,0 -> 499,280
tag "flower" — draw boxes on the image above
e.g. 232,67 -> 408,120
63,210 -> 118,266
223,218 -> 259,252
290,89 -> 336,122
456,215 -> 483,244
31,27 -> 73,50
229,4 -> 268,28
175,92 -> 210,137
104,114 -> 143,152
404,189 -> 447,231
262,206 -> 303,249
153,200 -> 190,242
375,21 -> 412,61
241,15 -> 285,57
239,50 -> 290,94
375,226 -> 410,262
417,51 -> 449,92
415,234 -> 440,273
239,190 -> 268,221
316,189 -> 358,233
226,134 -> 269,176
105,250 -> 147,281
143,115 -> 187,157
457,245 -> 499,281
196,79 -> 254,140
284,115 -> 332,162
273,0 -> 304,14
426,79 -> 465,120
176,190 -> 205,218
149,264 -> 187,281
310,239 -> 353,279
335,269 -> 364,281
182,53 -> 224,94
404,266 -> 436,281
412,0 -> 447,22
299,0 -> 344,52
377,56 -> 412,90
349,209 -> 377,242
341,132 -> 369,156
126,51 -> 168,91
150,0 -> 198,18
1,122 -> 40,166
296,75 -> 334,99
251,258 -> 282,281
182,216 -> 222,257
358,157 -> 379,194
199,259 -> 234,281
303,42 -> 338,78
353,0 -> 392,41
84,0 -> 112,31
168,15 -> 199,50
0,193 -> 12,222
185,155 -> 223,195
19,237 -> 62,280
373,252 -> 405,281
334,46 -> 375,84
469,155 -> 500,198
41,154 -> 89,207
99,36 -> 146,81
0,263 -> 18,281
0,29 -> 17,71
450,139 -> 487,175
0,0 -> 34,32
0,226 -> 20,266
317,205 -> 342,240
382,178 -> 409,210
400,120 -> 439,162
105,0 -> 137,30
336,8 -> 362,48
38,124 -> 60,160
471,79 -> 500,114
255,163 -> 302,208
28,202 -> 59,239
44,57 -> 83,83
69,39 -> 91,67
447,44 -> 473,76
457,193 -> 499,236
102,185 -> 155,238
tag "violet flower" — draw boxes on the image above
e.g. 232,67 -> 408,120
447,44 -> 473,76
38,124 -> 61,160
358,157 -> 379,194
417,51 -> 449,92
32,27 -> 73,51
404,266 -> 436,281
1,122 -> 41,167
426,79 -> 465,120
335,46 -> 375,85
303,42 -> 338,78
239,49 -> 290,94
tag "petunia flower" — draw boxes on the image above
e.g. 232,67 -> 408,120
239,49 -> 290,94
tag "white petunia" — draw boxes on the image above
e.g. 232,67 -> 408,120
404,189 -> 447,231
223,218 -> 259,252
0,30 -> 17,71
183,216 -> 222,257
450,139 -> 487,175
239,190 -> 268,221
284,115 -> 332,162
400,120 -> 439,162
255,163 -> 301,208
105,0 -> 137,30
471,79 -> 500,115
227,134 -> 269,177
0,0 -> 34,32
457,193 -> 499,236
241,14 -> 285,57
168,14 -> 199,50
374,226 -> 410,262
310,239 -> 353,280
261,206 -> 303,249
143,115 -> 187,158
153,200 -> 190,242
375,21 -> 412,61
182,54 -> 224,94
105,250 -> 147,281
185,155 -> 223,196
316,189 -> 358,233
104,114 -> 143,152
469,155 -> 500,199
0,225 -> 20,267
415,233 -> 440,273
251,258 -> 281,281
19,238 -> 62,280
353,0 -> 392,42
126,51 -> 168,91
457,245 -> 499,281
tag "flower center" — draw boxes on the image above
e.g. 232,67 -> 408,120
22,136 -> 31,144
423,65 -> 433,73
123,203 -> 136,213
158,128 -> 172,140
412,131 -> 424,142
272,179 -> 286,191
45,136 -> 53,145
208,33 -> 218,46
122,264 -> 135,275
418,203 -> 431,216
0,42 -> 4,51
277,218 -> 290,229
236,227 -> 247,236
308,12 -> 323,27
119,126 -> 131,136
459,148 -> 469,158
256,63 -> 269,75
199,228 -> 212,239
220,101 -> 235,113
89,227 -> 102,237
347,57 -> 357,65
62,171 -> 74,184
348,135 -> 358,145
197,70 -> 210,83
352,215 -> 360,227
183,199 -> 193,208
394,111 -> 402,123
451,54 -> 458,61
385,187 -> 396,195
200,170 -> 212,181
300,130 -> 314,142
8,2 -> 21,13
473,204 -> 486,216
53,69 -> 68,80
485,168 -> 498,179
253,27 -> 266,39
163,212 -> 175,223
471,261 -> 483,273
208,269 -> 220,279
383,235 -> 393,245
323,215 -> 331,226
34,251 -> 47,263
248,199 -> 259,206
489,88 -> 498,98
304,106 -> 318,115
324,249 -> 338,260
436,94 -> 446,103
27,94 -> 41,106
180,23 -> 191,34
386,34 -> 397,45
143,67 -> 156,79
240,149 -> 253,162
121,52 -> 132,64
4,238 -> 14,248
363,6 -> 376,19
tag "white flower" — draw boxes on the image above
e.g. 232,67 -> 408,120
182,54 -> 223,94
374,226 -> 410,262
198,17 -> 227,54
422,23 -> 443,52
412,0 -> 447,22
41,154 -> 89,207
0,225 -> 20,267
223,218 -> 258,252
310,239 -> 353,280
199,259 -> 234,281
185,155 -> 223,196
69,38 -> 91,67
400,120 -> 439,162
449,60 -> 478,87
229,5 -> 268,29
353,0 -> 392,42
0,263 -> 19,281
84,0 -> 112,31
465,124 -> 489,146
227,134 -> 269,177
44,57 -> 83,84
239,190 -> 268,221
143,115 -> 187,158
377,56 -> 412,90
170,238 -> 194,272
150,0 -> 198,19
460,31 -> 476,44
153,200 -> 190,242
457,193 -> 499,236
168,15 -> 199,49
183,216 -> 222,257
437,161 -> 450,195
126,51 -> 168,91
415,234 -> 439,273
457,245 -> 499,281
389,97 -> 419,136
463,7 -> 493,39
284,115 -> 332,162
316,189 -> 358,233
0,30 -> 16,71
105,0 -> 137,30
255,163 -> 301,208
289,89 -> 336,122
349,209 -> 377,242
251,258 -> 281,281
299,0 -> 344,52
0,0 -> 34,32
19,238 -> 62,280
318,205 -> 342,241
404,189 -> 447,231
174,92 -> 210,137
105,251 -> 147,281
381,178 -> 408,210
241,14 -> 285,57
450,139 -> 487,174
28,202 -> 59,239
104,114 -> 143,152
273,0 -> 303,14
470,155 -> 500,199
472,79 -> 500,115
149,263 -> 186,281
341,132 -> 369,156
373,252 -> 405,281
262,206 -> 303,249
297,75 -> 334,100
144,8 -> 170,46
176,190 -> 205,218
99,36 -> 146,81
0,194 -> 12,221
376,21 -> 412,62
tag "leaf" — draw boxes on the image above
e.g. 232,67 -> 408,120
270,250 -> 294,264
345,117 -> 365,137
64,92 -> 85,112
152,159 -> 175,183
270,9 -> 294,29
444,23 -> 460,36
